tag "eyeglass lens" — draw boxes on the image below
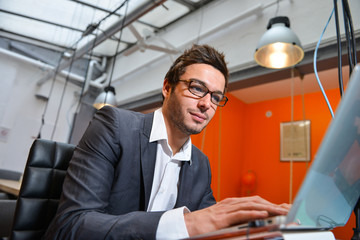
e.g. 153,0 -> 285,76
188,81 -> 226,106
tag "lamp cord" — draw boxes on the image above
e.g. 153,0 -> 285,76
217,107 -> 222,201
300,74 -> 309,171
333,0 -> 344,97
341,0 -> 357,74
313,6 -> 335,118
102,0 -> 129,106
37,50 -> 68,139
50,45 -> 79,140
108,0 -> 129,87
289,68 -> 294,204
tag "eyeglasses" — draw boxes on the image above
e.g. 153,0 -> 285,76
179,79 -> 228,107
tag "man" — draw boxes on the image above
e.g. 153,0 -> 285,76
45,44 -> 288,239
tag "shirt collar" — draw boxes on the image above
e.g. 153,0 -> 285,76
150,108 -> 192,164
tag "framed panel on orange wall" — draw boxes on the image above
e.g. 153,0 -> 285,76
280,120 -> 311,161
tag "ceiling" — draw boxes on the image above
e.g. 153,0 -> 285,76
0,0 -> 359,109
0,0 -> 213,57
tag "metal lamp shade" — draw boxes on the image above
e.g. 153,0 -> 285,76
254,16 -> 304,69
93,86 -> 117,109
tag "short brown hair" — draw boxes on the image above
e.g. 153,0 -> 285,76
164,44 -> 229,92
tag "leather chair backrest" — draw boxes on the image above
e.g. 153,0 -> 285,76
10,139 -> 75,240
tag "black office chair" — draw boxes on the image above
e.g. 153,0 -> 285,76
0,170 -> 22,238
9,139 -> 75,240
0,199 -> 17,239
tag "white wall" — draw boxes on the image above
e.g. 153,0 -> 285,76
0,49 -> 80,173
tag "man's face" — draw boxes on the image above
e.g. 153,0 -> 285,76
162,63 -> 226,136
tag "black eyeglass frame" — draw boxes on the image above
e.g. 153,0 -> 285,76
178,79 -> 228,107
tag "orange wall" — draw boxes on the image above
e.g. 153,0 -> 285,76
191,88 -> 354,239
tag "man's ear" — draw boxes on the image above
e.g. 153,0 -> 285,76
162,78 -> 171,98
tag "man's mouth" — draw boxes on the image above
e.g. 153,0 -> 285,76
190,112 -> 207,123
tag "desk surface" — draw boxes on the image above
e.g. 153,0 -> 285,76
0,179 -> 21,196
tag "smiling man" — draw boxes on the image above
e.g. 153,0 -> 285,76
45,44 -> 289,240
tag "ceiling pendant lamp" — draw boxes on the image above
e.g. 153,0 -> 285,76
254,16 -> 304,69
93,86 -> 116,110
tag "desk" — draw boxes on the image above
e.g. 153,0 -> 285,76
186,224 -> 336,240
0,179 -> 21,196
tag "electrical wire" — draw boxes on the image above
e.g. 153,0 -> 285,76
67,2 -> 100,143
41,0 -> 130,140
217,107 -> 222,201
36,52 -> 66,138
51,45 -> 79,140
313,7 -> 335,118
299,75 -> 310,170
341,0 -> 357,74
274,0 -> 280,17
103,0 -> 129,109
289,68 -> 294,204
342,0 -> 353,74
333,0 -> 344,97
41,3 -> 86,140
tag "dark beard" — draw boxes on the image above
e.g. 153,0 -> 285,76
167,93 -> 205,136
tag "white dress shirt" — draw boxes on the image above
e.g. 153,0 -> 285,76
148,108 -> 191,239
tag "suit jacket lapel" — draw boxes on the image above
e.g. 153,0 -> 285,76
140,112 -> 157,210
139,112 -> 195,210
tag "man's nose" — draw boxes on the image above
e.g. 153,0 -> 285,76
198,93 -> 212,109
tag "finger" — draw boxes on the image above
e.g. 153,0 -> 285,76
226,209 -> 269,226
279,203 -> 292,210
243,202 -> 288,215
222,196 -> 280,208
216,200 -> 288,218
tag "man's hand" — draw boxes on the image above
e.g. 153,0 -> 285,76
184,196 -> 290,236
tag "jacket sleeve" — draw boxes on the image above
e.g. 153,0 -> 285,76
44,107 -> 163,240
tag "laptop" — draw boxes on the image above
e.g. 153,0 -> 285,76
188,64 -> 360,239
285,64 -> 360,230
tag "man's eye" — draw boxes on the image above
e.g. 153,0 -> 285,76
190,84 -> 205,93
212,94 -> 222,103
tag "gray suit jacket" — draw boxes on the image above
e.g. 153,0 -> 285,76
45,107 -> 216,240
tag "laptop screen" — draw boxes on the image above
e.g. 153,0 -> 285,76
286,64 -> 360,228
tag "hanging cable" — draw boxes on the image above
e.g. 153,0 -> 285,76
37,4 -> 91,139
36,51 -> 68,139
66,1 -> 100,144
73,12 -> 101,116
36,3 -> 82,139
289,67 -> 294,204
333,0 -> 344,97
274,0 -> 280,17
195,7 -> 204,44
106,0 -> 129,90
51,45 -> 79,140
342,0 -> 353,74
217,108 -> 222,201
299,73 -> 309,171
87,0 -> 129,40
39,0 -> 130,139
313,7 -> 335,118
92,0 -> 129,109
341,0 -> 357,75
